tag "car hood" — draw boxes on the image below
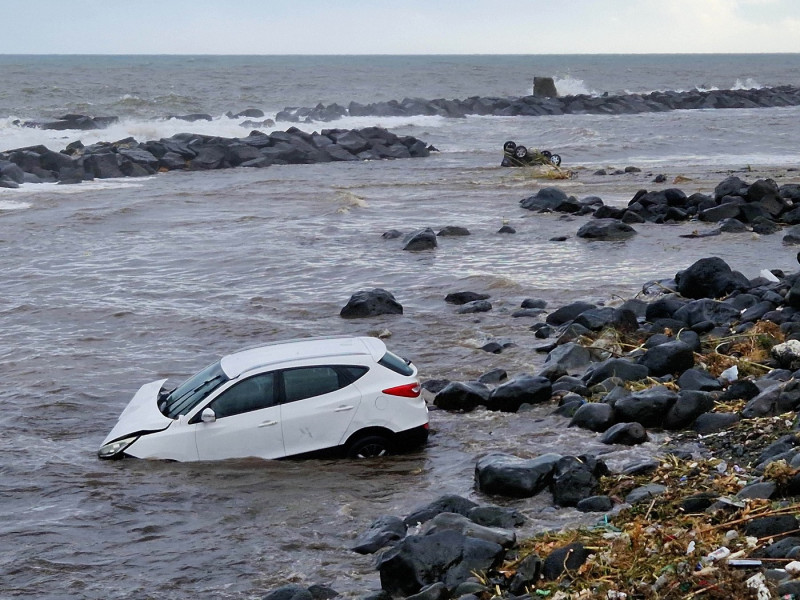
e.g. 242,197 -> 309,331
102,378 -> 173,445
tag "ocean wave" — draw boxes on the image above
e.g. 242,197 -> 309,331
553,76 -> 598,97
0,199 -> 32,210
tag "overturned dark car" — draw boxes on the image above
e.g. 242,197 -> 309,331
501,140 -> 562,168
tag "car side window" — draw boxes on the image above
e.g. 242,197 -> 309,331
208,372 -> 276,418
282,366 -> 366,403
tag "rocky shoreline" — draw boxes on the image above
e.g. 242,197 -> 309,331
274,85 -> 800,123
0,126 -> 434,188
276,221 -> 800,597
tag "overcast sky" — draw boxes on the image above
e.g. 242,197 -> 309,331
4,0 -> 800,54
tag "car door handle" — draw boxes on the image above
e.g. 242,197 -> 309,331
258,420 -> 278,427
334,405 -> 354,412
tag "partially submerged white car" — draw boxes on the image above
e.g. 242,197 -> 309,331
99,336 -> 429,461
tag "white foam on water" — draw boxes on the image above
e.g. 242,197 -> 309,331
553,76 -> 597,97
1,113 -> 451,154
0,199 -> 31,210
0,178 -> 150,198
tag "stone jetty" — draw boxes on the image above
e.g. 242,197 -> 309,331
0,126 -> 434,188
274,85 -> 800,123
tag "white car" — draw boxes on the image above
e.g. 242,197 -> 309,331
98,336 -> 429,461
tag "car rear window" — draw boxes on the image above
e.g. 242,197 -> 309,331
378,351 -> 414,376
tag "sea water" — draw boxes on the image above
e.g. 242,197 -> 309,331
1,54 -> 799,598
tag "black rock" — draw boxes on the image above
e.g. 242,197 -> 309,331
546,301 -> 596,326
639,340 -> 694,376
582,357 -> 649,387
351,515 -> 407,554
445,291 -> 490,305
456,300 -> 492,314
543,342 -> 593,372
437,226 -> 470,237
340,288 -> 403,318
377,530 -> 504,596
569,402 -> 614,432
550,455 -> 603,507
474,452 -> 561,497
486,375 -> 552,412
744,515 -> 799,539
693,412 -> 740,434
508,553 -> 543,595
477,368 -> 507,384
403,228 -> 438,251
600,422 -> 648,445
262,585 -> 314,600
625,483 -> 666,504
674,257 -> 751,299
433,381 -> 490,412
542,542 -> 591,580
681,493 -> 719,512
467,505 -> 526,529
404,495 -> 479,527
664,390 -> 715,430
677,368 -> 723,392
577,218 -> 637,240
576,495 -> 614,512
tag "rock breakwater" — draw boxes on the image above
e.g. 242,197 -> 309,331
0,126 -> 434,188
275,85 -> 800,123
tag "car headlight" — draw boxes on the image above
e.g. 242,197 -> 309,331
98,435 -> 139,459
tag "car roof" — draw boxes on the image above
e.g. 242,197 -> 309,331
219,336 -> 387,379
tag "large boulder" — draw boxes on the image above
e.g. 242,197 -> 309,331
83,152 -> 124,178
577,219 -> 636,240
520,187 -> 581,212
377,530 -> 504,596
422,512 -> 516,548
404,495 -> 479,527
672,298 -> 741,328
600,422 -> 648,445
485,375 -> 552,412
674,257 -> 751,299
474,453 -> 561,497
433,381 -> 490,412
568,402 -> 615,432
546,301 -> 596,326
638,340 -> 695,376
582,358 -> 649,387
340,288 -> 403,318
403,228 -> 438,251
613,386 -> 678,427
351,515 -> 407,554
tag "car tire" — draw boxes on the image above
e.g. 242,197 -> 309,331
503,140 -> 516,153
551,154 -> 562,166
513,145 -> 528,159
347,435 -> 392,458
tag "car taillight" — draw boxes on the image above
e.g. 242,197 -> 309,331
382,383 -> 421,398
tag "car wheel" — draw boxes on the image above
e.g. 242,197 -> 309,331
551,154 -> 562,166
503,140 -> 516,153
513,145 -> 528,159
347,435 -> 391,458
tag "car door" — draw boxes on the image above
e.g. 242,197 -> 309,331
279,365 -> 365,457
193,371 -> 285,460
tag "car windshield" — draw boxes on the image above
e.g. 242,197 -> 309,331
159,360 -> 229,419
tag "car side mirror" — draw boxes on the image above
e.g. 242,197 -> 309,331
201,408 -> 216,423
